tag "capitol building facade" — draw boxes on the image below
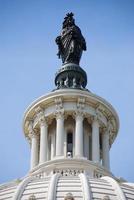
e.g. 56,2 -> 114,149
0,13 -> 134,200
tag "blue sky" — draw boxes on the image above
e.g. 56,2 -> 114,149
0,0 -> 134,183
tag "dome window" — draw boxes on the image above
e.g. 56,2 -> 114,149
64,192 -> 74,200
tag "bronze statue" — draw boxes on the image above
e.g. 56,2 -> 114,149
56,13 -> 86,65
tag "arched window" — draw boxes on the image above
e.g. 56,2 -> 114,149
67,132 -> 73,157
64,193 -> 74,200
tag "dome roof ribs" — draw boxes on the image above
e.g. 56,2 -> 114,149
101,176 -> 126,200
13,176 -> 36,200
79,173 -> 92,200
47,173 -> 60,200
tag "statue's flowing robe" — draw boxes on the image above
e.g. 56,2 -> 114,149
60,25 -> 86,64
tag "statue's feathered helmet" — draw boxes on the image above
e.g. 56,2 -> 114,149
62,12 -> 75,28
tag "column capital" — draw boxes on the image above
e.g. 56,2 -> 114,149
75,97 -> 85,119
35,106 -> 48,127
55,97 -> 63,112
29,130 -> 39,140
91,114 -> 100,124
73,109 -> 85,121
27,121 -> 34,134
101,126 -> 108,134
27,121 -> 38,138
77,97 -> 85,110
38,116 -> 48,127
55,111 -> 64,120
55,97 -> 64,120
55,109 -> 64,120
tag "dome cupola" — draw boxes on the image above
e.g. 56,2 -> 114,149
22,13 -> 119,178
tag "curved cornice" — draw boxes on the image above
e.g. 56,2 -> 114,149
23,89 -> 119,146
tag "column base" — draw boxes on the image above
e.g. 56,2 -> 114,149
74,156 -> 87,160
53,156 -> 65,160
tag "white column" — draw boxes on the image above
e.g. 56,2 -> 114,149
56,113 -> 64,157
102,128 -> 110,170
92,116 -> 100,162
39,119 -> 48,164
75,112 -> 84,157
30,132 -> 39,170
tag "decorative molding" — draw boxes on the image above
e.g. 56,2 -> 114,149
73,98 -> 85,119
91,110 -> 107,129
55,97 -> 63,110
55,98 -> 64,119
53,169 -> 84,176
77,97 -> 85,110
96,107 -> 106,124
101,120 -> 116,146
33,172 -> 45,178
96,103 -> 112,119
96,104 -> 118,145
94,170 -> 103,178
27,121 -> 34,134
107,121 -> 113,133
25,120 -> 31,131
34,106 -> 44,114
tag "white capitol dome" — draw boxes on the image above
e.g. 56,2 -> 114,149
0,13 -> 134,200
1,165 -> 134,200
0,89 -> 134,200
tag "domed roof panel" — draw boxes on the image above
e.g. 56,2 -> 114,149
0,181 -> 18,200
56,176 -> 83,200
89,178 -> 117,199
120,183 -> 134,199
21,177 -> 50,200
1,175 -> 134,200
